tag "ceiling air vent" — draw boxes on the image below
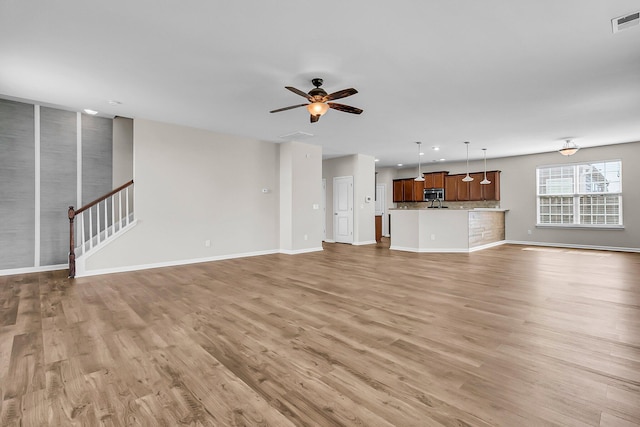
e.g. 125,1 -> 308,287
278,131 -> 314,141
612,11 -> 639,33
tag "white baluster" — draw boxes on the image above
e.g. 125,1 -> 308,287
125,187 -> 130,226
118,191 -> 122,231
104,198 -> 108,238
97,202 -> 101,244
80,212 -> 85,255
111,194 -> 115,236
89,207 -> 93,250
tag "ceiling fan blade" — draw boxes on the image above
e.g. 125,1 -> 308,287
269,104 -> 308,113
328,102 -> 363,114
324,88 -> 358,102
310,114 -> 320,123
286,86 -> 313,101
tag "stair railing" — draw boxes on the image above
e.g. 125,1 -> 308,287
68,180 -> 134,278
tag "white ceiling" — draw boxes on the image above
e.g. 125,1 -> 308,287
1,1 -> 639,167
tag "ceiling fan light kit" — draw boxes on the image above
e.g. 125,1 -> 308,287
270,78 -> 363,123
559,139 -> 580,156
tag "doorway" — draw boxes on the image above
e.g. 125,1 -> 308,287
375,183 -> 388,237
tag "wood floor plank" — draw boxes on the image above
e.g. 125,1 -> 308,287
1,241 -> 639,425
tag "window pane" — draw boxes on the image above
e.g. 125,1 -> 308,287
538,196 -> 574,224
539,165 -> 574,195
578,161 -> 621,194
579,195 -> 620,225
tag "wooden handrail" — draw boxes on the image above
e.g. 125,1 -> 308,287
75,179 -> 133,216
68,180 -> 134,278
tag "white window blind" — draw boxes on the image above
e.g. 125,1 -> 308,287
536,160 -> 622,227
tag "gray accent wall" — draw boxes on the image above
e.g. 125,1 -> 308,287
0,98 -> 115,272
0,99 -> 35,269
40,107 -> 77,266
82,115 -> 113,205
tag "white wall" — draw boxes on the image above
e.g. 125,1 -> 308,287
84,119 -> 280,272
279,141 -> 323,253
112,117 -> 133,187
323,154 -> 376,244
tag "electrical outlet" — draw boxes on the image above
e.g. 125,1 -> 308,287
527,229 -> 532,235
430,234 -> 436,241
205,239 -> 211,247
304,234 -> 308,241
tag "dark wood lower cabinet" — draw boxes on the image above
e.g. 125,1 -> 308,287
375,215 -> 382,242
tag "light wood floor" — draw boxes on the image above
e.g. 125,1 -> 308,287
1,241 -> 640,426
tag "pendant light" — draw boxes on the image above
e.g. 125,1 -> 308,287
462,141 -> 474,182
480,148 -> 491,185
558,139 -> 580,156
414,141 -> 425,182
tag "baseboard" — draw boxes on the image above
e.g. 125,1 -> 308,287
323,239 -> 335,243
352,240 -> 377,246
77,249 -> 281,278
390,245 -> 469,253
279,247 -> 324,255
469,240 -> 506,252
505,240 -> 640,253
0,264 -> 67,277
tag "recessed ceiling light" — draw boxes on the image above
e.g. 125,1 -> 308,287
419,152 -> 425,156
432,146 -> 440,151
83,109 -> 98,115
439,158 -> 445,162
107,100 -> 122,105
374,158 -> 380,162
397,163 -> 403,167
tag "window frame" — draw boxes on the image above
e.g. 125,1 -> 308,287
536,159 -> 623,229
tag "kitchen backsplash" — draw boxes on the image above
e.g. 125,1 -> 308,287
395,200 -> 500,209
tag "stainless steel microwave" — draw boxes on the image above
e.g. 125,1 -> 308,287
424,188 -> 444,201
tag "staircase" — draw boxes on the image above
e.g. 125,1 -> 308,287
67,180 -> 135,278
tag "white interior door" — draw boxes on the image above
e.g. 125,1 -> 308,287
322,179 -> 326,241
375,184 -> 388,236
333,176 -> 353,243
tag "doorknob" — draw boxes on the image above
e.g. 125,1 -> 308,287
334,213 -> 338,215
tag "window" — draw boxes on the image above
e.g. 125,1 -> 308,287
537,160 -> 622,227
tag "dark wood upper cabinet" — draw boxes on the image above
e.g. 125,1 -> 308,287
399,171 -> 500,202
423,171 -> 448,189
393,180 -> 404,202
444,175 -> 458,201
469,173 -> 484,201
481,171 -> 500,201
456,176 -> 470,201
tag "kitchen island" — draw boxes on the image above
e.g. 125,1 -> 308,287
390,208 -> 506,252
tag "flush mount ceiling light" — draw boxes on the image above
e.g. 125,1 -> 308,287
83,109 -> 98,115
414,142 -> 425,182
559,139 -> 580,156
462,141 -> 474,182
480,148 -> 491,185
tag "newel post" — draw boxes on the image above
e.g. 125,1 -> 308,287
68,206 -> 76,278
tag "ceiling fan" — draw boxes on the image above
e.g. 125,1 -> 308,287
270,78 -> 363,123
